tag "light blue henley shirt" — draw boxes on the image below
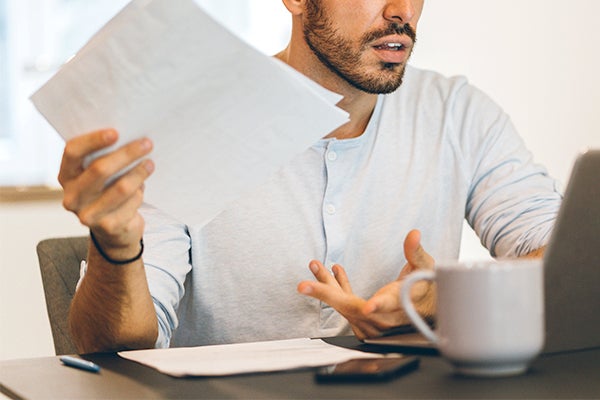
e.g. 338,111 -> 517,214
83,66 -> 562,348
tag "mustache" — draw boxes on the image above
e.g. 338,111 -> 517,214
362,22 -> 417,46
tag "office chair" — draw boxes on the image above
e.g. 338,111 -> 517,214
36,236 -> 88,355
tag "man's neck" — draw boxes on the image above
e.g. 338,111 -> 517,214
328,93 -> 378,140
275,47 -> 378,140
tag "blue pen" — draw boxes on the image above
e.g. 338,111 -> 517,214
60,355 -> 101,373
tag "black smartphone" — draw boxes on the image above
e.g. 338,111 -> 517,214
315,356 -> 420,383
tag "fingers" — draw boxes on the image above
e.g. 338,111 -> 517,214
298,261 -> 361,315
62,135 -> 153,214
363,281 -> 401,314
353,303 -> 409,338
58,129 -> 118,184
297,261 -> 342,303
72,138 -> 153,200
362,280 -> 414,329
77,162 -> 153,241
70,157 -> 154,217
398,229 -> 437,316
400,229 -> 435,277
59,129 -> 155,248
79,182 -> 145,236
309,260 -> 338,285
331,264 -> 352,293
297,262 -> 400,339
298,261 -> 354,295
351,322 -> 384,341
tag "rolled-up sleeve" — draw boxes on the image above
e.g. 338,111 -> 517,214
140,203 -> 192,348
452,83 -> 563,257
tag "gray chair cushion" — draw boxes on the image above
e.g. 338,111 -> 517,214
37,236 -> 88,355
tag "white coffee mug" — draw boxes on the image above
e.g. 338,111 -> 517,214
401,259 -> 544,377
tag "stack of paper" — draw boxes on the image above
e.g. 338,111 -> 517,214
31,0 -> 348,227
119,338 -> 382,377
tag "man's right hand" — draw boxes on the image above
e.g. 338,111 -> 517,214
58,129 -> 154,259
60,129 -> 159,353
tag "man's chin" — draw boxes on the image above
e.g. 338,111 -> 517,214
350,74 -> 405,94
348,63 -> 407,94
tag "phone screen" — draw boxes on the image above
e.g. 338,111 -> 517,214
315,356 -> 420,382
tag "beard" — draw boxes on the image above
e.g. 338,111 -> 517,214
303,0 -> 416,94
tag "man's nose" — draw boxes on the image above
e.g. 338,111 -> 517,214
383,0 -> 417,25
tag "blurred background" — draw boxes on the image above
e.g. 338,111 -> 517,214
1,0 -> 599,360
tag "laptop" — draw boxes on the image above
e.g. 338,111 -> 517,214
365,149 -> 600,355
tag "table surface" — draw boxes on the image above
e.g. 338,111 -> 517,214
2,337 -> 600,399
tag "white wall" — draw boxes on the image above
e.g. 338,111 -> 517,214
1,0 -> 599,360
411,0 -> 600,184
0,200 -> 86,360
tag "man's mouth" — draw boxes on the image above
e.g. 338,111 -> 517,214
370,36 -> 412,64
373,43 -> 405,51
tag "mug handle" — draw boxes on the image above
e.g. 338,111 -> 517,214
400,270 -> 438,344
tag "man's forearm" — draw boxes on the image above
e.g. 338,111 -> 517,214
68,243 -> 158,353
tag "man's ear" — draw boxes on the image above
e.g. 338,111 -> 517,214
281,0 -> 305,16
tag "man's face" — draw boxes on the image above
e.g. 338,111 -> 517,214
303,0 -> 423,94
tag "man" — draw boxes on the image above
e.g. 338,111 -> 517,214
59,0 -> 560,353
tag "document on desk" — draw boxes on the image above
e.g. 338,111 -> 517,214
118,338 -> 382,377
30,0 -> 348,227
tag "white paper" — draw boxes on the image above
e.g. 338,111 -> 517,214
31,0 -> 348,227
118,338 -> 382,377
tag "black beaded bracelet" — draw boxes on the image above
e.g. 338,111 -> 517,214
89,230 -> 144,265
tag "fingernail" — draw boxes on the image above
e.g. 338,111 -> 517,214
299,285 -> 312,295
103,129 -> 117,142
140,138 -> 152,151
309,262 -> 319,274
144,160 -> 155,174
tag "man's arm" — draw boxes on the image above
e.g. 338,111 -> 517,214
69,248 -> 158,353
60,129 -> 158,353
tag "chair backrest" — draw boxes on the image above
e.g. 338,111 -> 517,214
36,236 -> 88,355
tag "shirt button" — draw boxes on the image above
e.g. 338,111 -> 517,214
326,151 -> 337,161
325,204 -> 336,215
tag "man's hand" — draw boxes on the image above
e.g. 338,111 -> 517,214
297,230 -> 436,340
61,129 -> 159,353
59,129 -> 154,258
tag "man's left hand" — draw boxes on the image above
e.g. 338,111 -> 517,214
297,229 -> 436,340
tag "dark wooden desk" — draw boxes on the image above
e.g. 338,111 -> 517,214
2,337 -> 599,399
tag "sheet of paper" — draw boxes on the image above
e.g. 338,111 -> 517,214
31,0 -> 348,227
118,338 -> 383,377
